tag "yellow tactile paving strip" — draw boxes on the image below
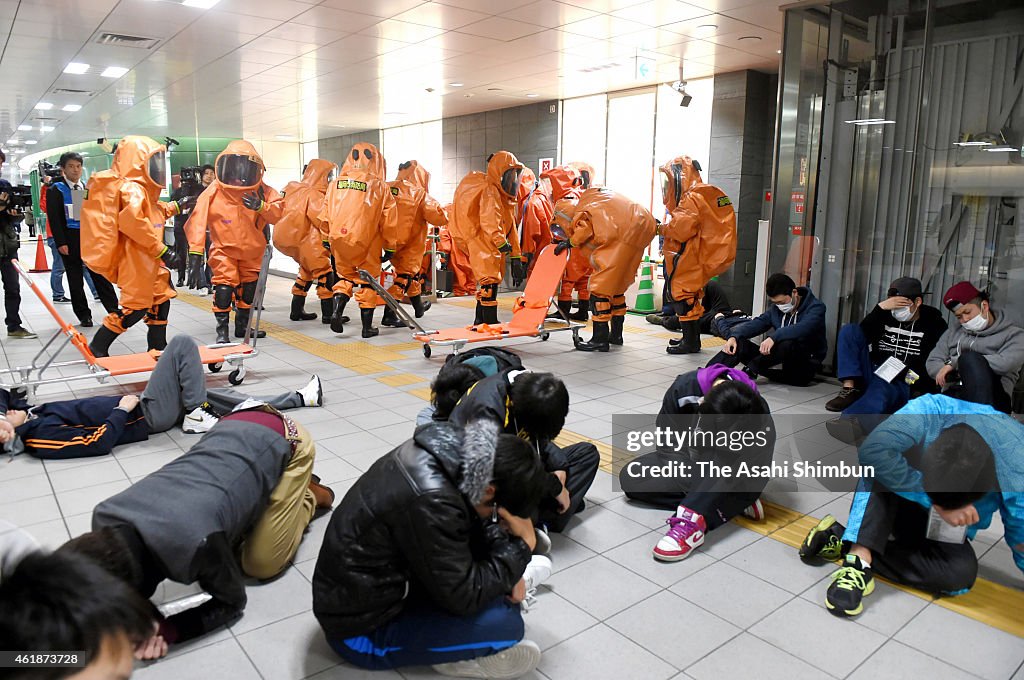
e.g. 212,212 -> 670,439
178,289 -> 1024,638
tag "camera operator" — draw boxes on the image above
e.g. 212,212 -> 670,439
0,151 -> 37,338
46,151 -> 119,327
170,164 -> 213,286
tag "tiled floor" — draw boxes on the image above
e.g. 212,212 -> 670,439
2,271 -> 1022,680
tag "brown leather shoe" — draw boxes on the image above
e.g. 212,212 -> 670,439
309,474 -> 335,509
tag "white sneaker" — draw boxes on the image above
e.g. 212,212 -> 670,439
533,526 -> 551,556
182,403 -> 219,433
742,499 -> 765,521
520,555 -> 553,614
298,375 -> 323,407
432,640 -> 541,679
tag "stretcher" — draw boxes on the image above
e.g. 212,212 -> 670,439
0,247 -> 271,397
359,243 -> 583,358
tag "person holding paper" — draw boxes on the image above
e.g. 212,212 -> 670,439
824,276 -> 947,443
798,393 -> 1024,618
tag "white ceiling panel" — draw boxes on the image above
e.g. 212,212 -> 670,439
498,0 -> 600,29
393,2 -> 490,29
457,16 -> 547,41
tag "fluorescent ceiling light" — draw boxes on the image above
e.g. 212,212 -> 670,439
63,104 -> 82,112
844,119 -> 895,126
40,125 -> 54,132
182,0 -> 222,8
64,62 -> 90,74
101,66 -> 129,78
954,141 -> 992,147
17,125 -> 30,131
275,134 -> 296,141
6,139 -> 18,144
982,146 -> 1018,152
449,82 -> 463,87
24,140 -> 37,145
525,93 -> 539,98
35,102 -> 53,110
737,36 -> 761,41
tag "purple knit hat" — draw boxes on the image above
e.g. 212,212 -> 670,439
696,364 -> 759,396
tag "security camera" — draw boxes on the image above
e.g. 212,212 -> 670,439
671,78 -> 691,107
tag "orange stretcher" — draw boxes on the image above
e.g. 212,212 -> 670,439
0,257 -> 265,398
360,243 -> 583,358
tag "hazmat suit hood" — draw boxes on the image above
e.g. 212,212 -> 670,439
568,161 -> 596,189
341,142 -> 386,180
550,198 -> 578,240
540,166 -> 582,202
111,135 -> 167,197
516,167 -> 538,204
396,160 -> 430,192
486,150 -> 524,198
301,158 -> 338,193
660,155 -> 703,210
215,140 -> 266,191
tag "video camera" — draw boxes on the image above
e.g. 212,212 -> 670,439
0,185 -> 33,210
37,161 -> 62,181
179,165 -> 202,187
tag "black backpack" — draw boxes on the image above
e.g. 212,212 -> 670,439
444,346 -> 524,374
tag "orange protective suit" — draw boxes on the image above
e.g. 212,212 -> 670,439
386,160 -> 447,303
568,161 -> 598,189
80,135 -> 182,354
275,159 -> 337,307
558,188 -> 657,323
542,166 -> 592,307
659,156 -> 737,322
516,168 -> 554,277
433,208 -> 476,296
448,151 -> 524,321
187,140 -> 283,341
319,142 -> 397,316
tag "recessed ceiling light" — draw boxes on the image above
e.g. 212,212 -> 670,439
40,125 -> 54,132
64,62 -> 90,74
6,139 -> 18,144
24,140 -> 37,145
275,134 -> 296,141
63,104 -> 82,112
525,93 -> 539,98
101,66 -> 129,78
737,36 -> 761,41
954,141 -> 992,147
35,102 -> 53,110
181,0 -> 222,8
17,125 -> 30,131
487,87 -> 502,91
983,146 -> 1019,152
449,82 -> 463,87
777,49 -> 782,54
695,24 -> 718,34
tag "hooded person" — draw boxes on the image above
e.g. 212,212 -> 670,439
567,161 -> 597,190
186,140 -> 284,344
319,142 -> 398,338
274,159 -> 338,324
81,135 -> 190,357
541,165 -> 590,322
448,151 -> 525,325
659,156 -> 737,355
552,189 -> 658,352
435,212 -> 476,297
516,167 -> 553,278
380,160 -> 447,328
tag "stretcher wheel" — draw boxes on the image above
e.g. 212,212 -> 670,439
422,344 -> 432,358
228,367 -> 246,385
208,362 -> 222,373
540,332 -> 550,341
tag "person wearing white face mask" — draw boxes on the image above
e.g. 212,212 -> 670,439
706,273 -> 827,386
925,281 -> 1024,413
825,277 -> 948,444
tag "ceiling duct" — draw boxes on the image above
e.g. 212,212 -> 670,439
94,32 -> 160,49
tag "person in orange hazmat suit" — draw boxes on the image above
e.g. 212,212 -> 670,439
552,188 -> 658,352
186,140 -> 283,344
81,136 -> 192,357
433,213 -> 476,297
568,161 -> 597,189
541,165 -> 591,322
319,142 -> 397,338
379,160 -> 447,328
516,167 -> 553,279
274,159 -> 338,324
659,156 -> 737,355
447,151 -> 525,325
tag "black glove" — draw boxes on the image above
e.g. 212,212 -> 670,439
510,257 -> 526,287
175,194 -> 196,214
160,247 -> 179,270
554,239 -> 572,255
186,253 -> 205,289
241,192 -> 263,212
381,250 -> 394,263
498,241 -> 512,255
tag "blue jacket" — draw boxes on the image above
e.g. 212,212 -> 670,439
726,286 -> 828,364
856,394 -> 1024,578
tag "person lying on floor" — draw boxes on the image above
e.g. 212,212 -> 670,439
799,393 -> 1024,618
619,364 -> 776,561
0,334 -> 323,460
57,403 -> 335,660
313,425 -> 550,678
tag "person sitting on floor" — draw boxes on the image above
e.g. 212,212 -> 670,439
416,347 -> 525,426
619,365 -> 776,561
313,426 -> 549,677
799,393 -> 1024,618
824,276 -> 947,443
925,281 -> 1024,414
647,280 -> 736,335
57,404 -> 335,659
0,334 -> 323,459
706,272 -> 827,386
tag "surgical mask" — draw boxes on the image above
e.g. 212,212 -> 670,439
892,306 -> 914,323
776,301 -> 795,313
961,311 -> 988,333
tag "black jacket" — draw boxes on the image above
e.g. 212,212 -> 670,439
312,422 -> 532,641
45,179 -> 75,249
858,303 -> 947,393
0,180 -> 22,259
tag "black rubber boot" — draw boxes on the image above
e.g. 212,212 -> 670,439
473,301 -> 485,325
576,320 -> 610,352
380,306 -> 407,328
482,304 -> 499,325
146,324 -> 167,351
361,307 -> 379,338
321,298 -> 348,325
666,320 -> 702,354
215,312 -> 230,344
235,307 -> 267,339
410,295 -> 431,318
88,326 -> 119,358
547,300 -> 572,320
290,294 -> 317,321
330,294 -> 349,333
609,316 -> 624,346
570,304 -> 589,322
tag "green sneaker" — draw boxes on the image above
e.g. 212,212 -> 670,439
7,327 -> 37,339
799,514 -> 846,562
826,554 -> 874,617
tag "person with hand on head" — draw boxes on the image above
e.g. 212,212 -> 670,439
313,425 -> 550,677
707,272 -> 827,386
925,281 -> 1024,414
0,150 -> 36,339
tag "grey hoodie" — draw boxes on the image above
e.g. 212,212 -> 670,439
926,308 -> 1024,396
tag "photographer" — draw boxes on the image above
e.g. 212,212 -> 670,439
0,150 -> 37,338
46,151 -> 119,327
171,163 -> 213,287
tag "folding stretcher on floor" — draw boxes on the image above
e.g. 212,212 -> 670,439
360,243 -> 583,358
0,247 -> 272,397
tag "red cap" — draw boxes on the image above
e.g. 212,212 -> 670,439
943,281 -> 983,311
